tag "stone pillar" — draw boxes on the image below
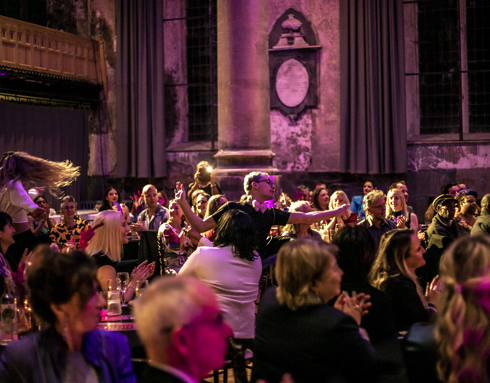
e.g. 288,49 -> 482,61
215,0 -> 277,177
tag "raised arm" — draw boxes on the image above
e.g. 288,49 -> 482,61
287,204 -> 350,225
175,182 -> 217,233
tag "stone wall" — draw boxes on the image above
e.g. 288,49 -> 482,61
42,0 -> 490,220
268,0 -> 341,174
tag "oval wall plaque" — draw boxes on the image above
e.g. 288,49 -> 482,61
275,58 -> 309,108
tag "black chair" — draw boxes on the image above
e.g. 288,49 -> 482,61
403,323 -> 440,383
137,231 -> 162,281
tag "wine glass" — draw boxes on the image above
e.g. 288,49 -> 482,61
117,272 -> 130,307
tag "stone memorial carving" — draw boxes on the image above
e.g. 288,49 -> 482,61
275,58 -> 309,108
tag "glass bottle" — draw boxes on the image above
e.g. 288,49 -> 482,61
1,278 -> 17,344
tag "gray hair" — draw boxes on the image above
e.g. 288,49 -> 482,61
363,190 -> 385,213
134,277 -> 212,347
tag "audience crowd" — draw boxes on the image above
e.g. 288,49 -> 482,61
1,150 -> 490,382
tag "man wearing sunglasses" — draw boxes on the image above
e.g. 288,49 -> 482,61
175,171 -> 349,259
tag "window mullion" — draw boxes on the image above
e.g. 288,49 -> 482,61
459,0 -> 469,135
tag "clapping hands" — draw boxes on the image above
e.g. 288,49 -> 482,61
334,291 -> 371,325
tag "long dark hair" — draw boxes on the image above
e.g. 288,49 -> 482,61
0,212 -> 13,231
99,186 -> 121,212
214,210 -> 258,261
311,188 -> 328,211
331,225 -> 376,284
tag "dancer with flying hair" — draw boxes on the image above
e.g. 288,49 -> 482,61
0,151 -> 80,270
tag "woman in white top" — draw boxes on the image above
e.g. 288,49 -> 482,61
0,151 -> 79,270
180,209 -> 262,349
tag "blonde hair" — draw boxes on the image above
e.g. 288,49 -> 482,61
386,188 -> 408,219
85,210 -> 125,262
436,235 -> 490,383
0,151 -> 79,196
329,190 -> 352,213
282,201 -> 312,235
369,229 -> 427,308
276,238 -> 337,310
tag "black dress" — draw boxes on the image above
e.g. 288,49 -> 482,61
252,287 -> 381,383
380,275 -> 435,332
92,251 -> 137,274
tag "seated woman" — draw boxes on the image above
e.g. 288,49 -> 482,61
386,188 -> 419,232
179,209 -> 262,349
195,192 -> 210,219
252,238 -> 380,383
369,229 -> 440,332
331,225 -> 397,344
49,196 -> 90,249
351,181 -> 376,220
282,201 -> 322,240
326,190 -> 357,232
0,212 -> 16,287
436,235 -> 490,382
0,249 -> 136,383
28,195 -> 56,244
85,210 -> 154,302
203,194 -> 228,242
157,199 -> 205,274
99,186 -> 131,224
311,188 -> 330,212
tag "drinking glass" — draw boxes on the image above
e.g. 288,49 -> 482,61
135,280 -> 149,299
106,280 -> 122,318
117,272 -> 130,307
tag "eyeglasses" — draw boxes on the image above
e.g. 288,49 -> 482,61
371,204 -> 386,210
256,179 -> 274,186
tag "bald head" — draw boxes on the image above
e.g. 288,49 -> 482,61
142,184 -> 158,209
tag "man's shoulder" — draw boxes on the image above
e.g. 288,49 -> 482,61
357,218 -> 370,227
138,209 -> 148,220
155,205 -> 168,215
382,219 -> 398,229
215,201 -> 250,214
141,364 -> 188,383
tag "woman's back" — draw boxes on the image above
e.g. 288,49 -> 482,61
380,274 -> 431,332
252,287 -> 380,383
179,245 -> 261,339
